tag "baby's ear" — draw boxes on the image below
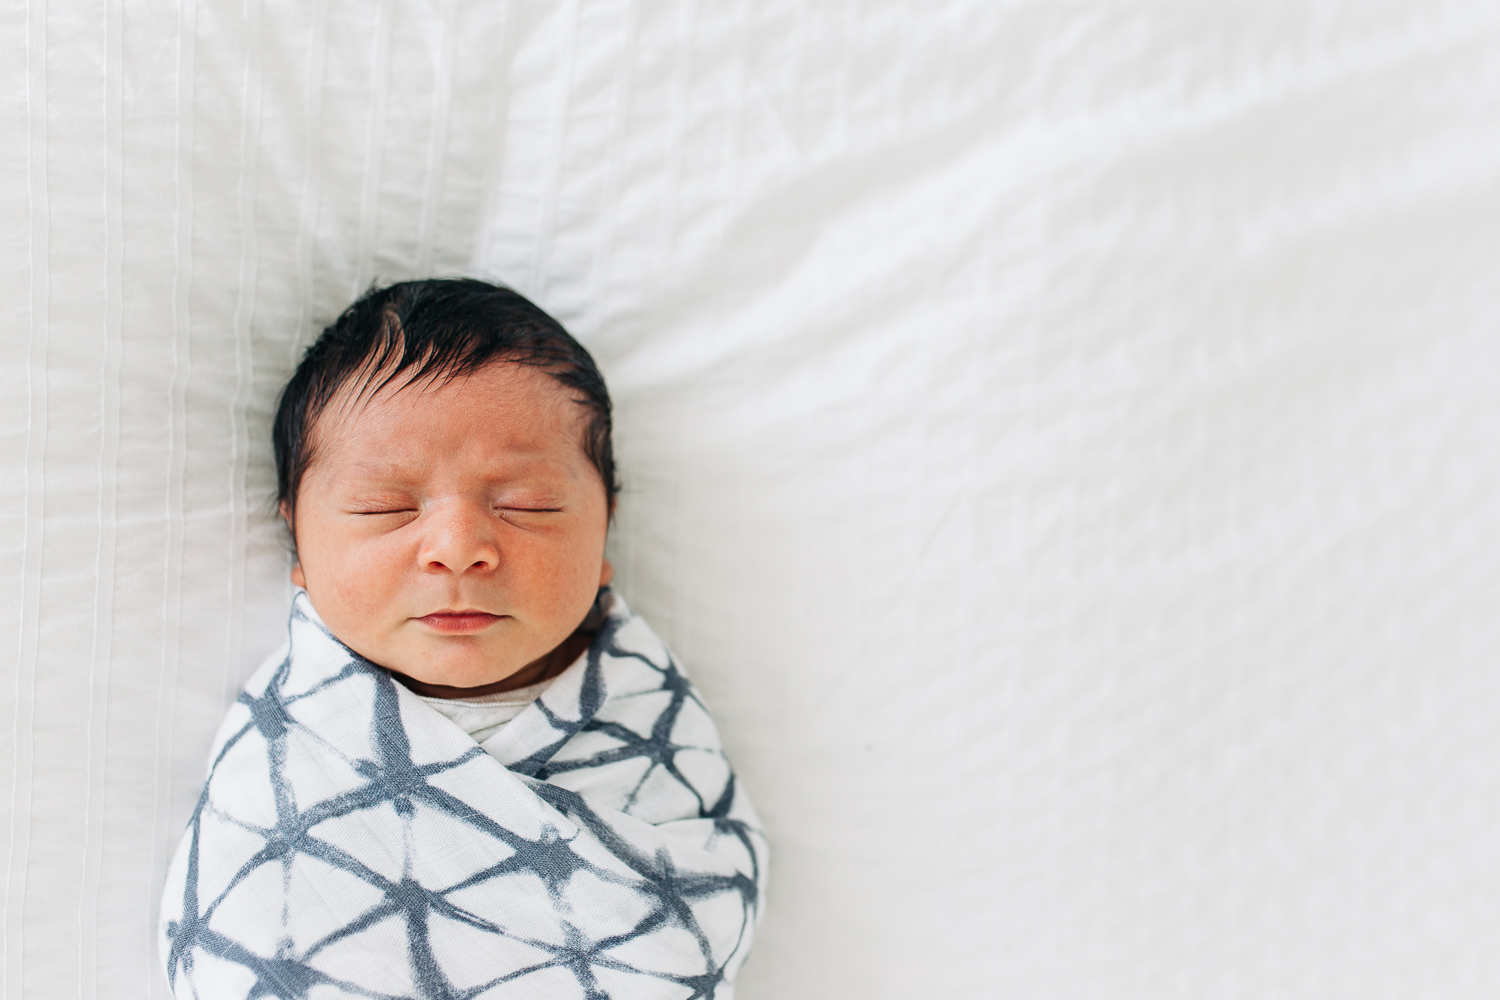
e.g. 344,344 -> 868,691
599,558 -> 614,587
279,501 -> 306,587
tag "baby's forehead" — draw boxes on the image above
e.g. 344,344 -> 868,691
334,359 -> 577,420
312,361 -> 589,463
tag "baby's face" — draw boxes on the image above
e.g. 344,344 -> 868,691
286,362 -> 611,689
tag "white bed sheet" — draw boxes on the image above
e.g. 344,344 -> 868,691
4,1 -> 1500,997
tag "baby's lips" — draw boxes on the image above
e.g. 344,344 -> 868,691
415,611 -> 504,634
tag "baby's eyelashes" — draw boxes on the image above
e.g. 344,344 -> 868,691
342,506 -> 563,519
337,497 -> 566,520
493,506 -> 564,526
344,500 -> 421,516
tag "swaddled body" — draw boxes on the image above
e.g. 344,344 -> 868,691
159,280 -> 765,999
160,589 -> 763,999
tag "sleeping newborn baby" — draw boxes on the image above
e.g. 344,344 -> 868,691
159,279 -> 766,999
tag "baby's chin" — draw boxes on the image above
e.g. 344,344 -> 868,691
332,623 -> 535,688
387,645 -> 540,691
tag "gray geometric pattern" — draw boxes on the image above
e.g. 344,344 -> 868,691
160,591 -> 765,1000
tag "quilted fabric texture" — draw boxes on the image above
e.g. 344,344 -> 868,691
3,2 -> 1500,999
161,592 -> 763,999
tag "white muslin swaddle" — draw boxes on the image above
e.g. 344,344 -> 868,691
159,589 -> 766,1000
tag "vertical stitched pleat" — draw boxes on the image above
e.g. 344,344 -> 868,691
7,0 -> 47,994
415,0 -> 460,272
529,0 -> 582,297
291,0 -> 330,368
353,0 -> 395,295
578,0 -> 640,321
145,0 -> 195,993
77,0 -> 127,992
224,0 -> 264,711
467,3 -> 517,280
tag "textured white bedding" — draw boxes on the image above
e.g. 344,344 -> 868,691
4,1 -> 1500,997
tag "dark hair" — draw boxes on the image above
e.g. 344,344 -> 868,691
273,278 -> 618,518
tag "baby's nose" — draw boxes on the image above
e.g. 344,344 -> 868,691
417,500 -> 500,574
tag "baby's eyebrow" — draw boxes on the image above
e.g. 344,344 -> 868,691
332,456 -> 578,488
337,459 -> 422,483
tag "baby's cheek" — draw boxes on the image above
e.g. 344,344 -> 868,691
314,545 -> 401,637
509,547 -> 585,625
343,534 -> 412,588
560,553 -> 608,625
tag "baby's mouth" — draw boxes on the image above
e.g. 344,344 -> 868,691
415,611 -> 503,634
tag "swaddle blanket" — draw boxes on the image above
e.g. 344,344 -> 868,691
159,590 -> 765,1000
